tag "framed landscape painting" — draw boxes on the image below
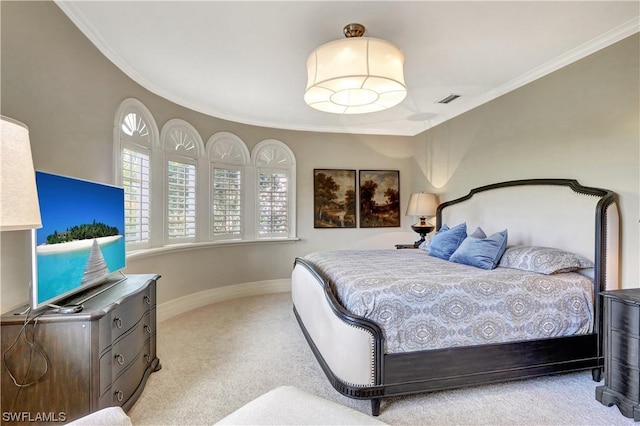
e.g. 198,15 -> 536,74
359,170 -> 400,228
314,169 -> 357,228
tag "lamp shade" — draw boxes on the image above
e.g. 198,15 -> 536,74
0,116 -> 41,231
406,192 -> 438,217
305,25 -> 406,114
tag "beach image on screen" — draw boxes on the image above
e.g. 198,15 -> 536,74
34,172 -> 126,306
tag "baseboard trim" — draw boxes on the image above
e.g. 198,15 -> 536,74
157,278 -> 291,323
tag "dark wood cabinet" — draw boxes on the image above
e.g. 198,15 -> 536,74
596,288 -> 640,421
1,274 -> 160,424
395,244 -> 418,249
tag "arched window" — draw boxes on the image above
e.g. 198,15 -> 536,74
252,140 -> 296,239
207,132 -> 250,241
161,119 -> 204,244
116,104 -> 298,252
114,99 -> 159,250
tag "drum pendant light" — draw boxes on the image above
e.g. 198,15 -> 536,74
304,23 -> 407,114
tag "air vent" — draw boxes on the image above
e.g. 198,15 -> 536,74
437,94 -> 460,104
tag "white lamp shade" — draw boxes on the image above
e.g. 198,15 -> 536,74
1,116 -> 42,231
305,37 -> 406,114
406,192 -> 438,217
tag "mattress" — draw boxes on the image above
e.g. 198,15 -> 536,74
304,249 -> 595,354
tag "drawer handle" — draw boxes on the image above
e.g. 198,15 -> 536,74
143,295 -> 151,305
144,325 -> 152,334
115,354 -> 125,365
144,353 -> 151,363
114,317 -> 123,329
115,390 -> 124,402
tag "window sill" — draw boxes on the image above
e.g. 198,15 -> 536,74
126,237 -> 300,261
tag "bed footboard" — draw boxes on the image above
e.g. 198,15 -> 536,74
292,259 -> 384,395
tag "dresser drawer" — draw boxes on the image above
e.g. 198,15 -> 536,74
611,329 -> 640,368
610,299 -> 640,337
99,289 -> 153,354
99,311 -> 153,395
112,290 -> 153,340
610,362 -> 640,402
110,342 -> 153,407
112,315 -> 153,381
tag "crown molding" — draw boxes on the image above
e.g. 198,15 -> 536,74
421,17 -> 640,133
55,2 -> 639,137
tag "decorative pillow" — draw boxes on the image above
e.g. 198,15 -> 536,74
422,227 -> 480,253
428,223 -> 467,260
498,245 -> 594,274
450,229 -> 508,270
468,227 -> 487,239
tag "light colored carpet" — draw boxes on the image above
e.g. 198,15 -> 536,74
128,292 -> 634,425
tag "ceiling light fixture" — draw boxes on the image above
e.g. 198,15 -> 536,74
304,23 -> 406,114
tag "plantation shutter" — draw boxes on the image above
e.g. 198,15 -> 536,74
212,167 -> 242,238
258,170 -> 288,237
122,147 -> 151,244
167,159 -> 196,240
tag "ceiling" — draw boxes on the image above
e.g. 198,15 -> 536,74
56,1 -> 639,137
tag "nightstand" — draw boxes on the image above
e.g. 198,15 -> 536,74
395,244 -> 418,249
596,288 -> 640,421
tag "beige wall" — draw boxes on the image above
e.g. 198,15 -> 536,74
412,33 -> 640,289
1,2 -> 638,312
0,1 -> 416,312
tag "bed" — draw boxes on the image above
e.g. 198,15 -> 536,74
291,179 -> 619,416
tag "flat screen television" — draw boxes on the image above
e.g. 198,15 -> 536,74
30,171 -> 126,311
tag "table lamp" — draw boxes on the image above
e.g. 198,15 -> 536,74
405,192 -> 438,247
1,115 -> 42,231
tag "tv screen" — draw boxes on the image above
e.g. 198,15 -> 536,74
31,171 -> 126,310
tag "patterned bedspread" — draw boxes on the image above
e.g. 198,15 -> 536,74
304,249 -> 594,354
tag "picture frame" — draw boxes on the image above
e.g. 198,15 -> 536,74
359,170 -> 400,228
313,169 -> 357,228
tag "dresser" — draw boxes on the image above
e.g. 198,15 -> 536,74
596,288 -> 640,421
1,274 -> 160,424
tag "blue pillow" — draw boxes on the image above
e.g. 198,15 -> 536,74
428,223 -> 467,260
449,229 -> 508,270
468,227 -> 486,239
